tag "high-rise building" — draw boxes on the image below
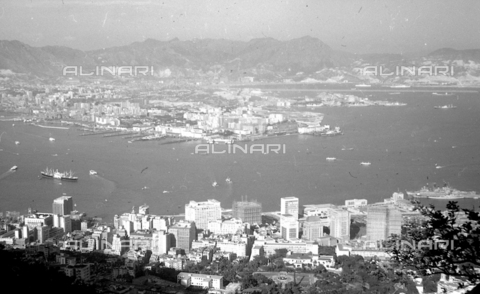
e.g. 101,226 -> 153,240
329,208 -> 351,242
185,200 -> 221,230
280,214 -> 299,240
169,220 -> 196,252
302,216 -> 326,241
36,225 -> 50,243
366,206 -> 402,242
281,197 -> 299,219
52,196 -> 73,216
232,200 -> 262,225
53,214 -> 72,233
153,230 -> 171,255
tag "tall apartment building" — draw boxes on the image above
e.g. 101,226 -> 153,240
302,216 -> 326,241
185,199 -> 221,230
366,206 -> 402,241
232,200 -> 262,225
281,197 -> 299,219
53,214 -> 72,233
152,230 -> 171,255
280,214 -> 299,240
36,225 -> 50,243
169,220 -> 197,252
329,208 -> 351,242
52,196 -> 73,216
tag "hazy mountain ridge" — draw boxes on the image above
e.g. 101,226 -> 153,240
0,37 -> 480,82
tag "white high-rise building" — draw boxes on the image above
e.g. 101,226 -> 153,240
329,208 -> 351,242
281,197 -> 299,219
280,214 -> 299,240
185,199 -> 221,230
52,196 -> 73,216
153,230 -> 171,255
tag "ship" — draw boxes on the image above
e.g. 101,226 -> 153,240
432,92 -> 454,96
225,178 -> 232,183
326,157 -> 336,161
390,84 -> 410,88
355,83 -> 372,88
212,181 -> 218,187
49,137 -> 55,142
15,141 -> 20,145
434,104 -> 456,109
360,162 -> 371,166
41,167 -> 78,181
406,183 -> 479,199
89,170 -> 97,175
10,166 -> 17,171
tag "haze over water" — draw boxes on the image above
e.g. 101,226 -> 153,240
1,92 -> 480,221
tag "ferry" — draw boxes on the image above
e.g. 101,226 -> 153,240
41,167 -> 78,181
10,166 -> 18,171
89,170 -> 97,175
360,162 -> 371,166
212,181 -> 218,187
390,84 -> 410,88
355,83 -> 372,88
225,178 -> 232,183
434,104 -> 456,109
49,137 -> 55,142
326,157 -> 336,161
15,141 -> 20,145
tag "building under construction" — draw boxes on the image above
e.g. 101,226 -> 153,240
232,197 -> 262,225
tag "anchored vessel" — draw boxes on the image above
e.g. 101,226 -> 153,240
89,170 -> 97,175
10,166 -> 18,171
225,178 -> 232,183
434,104 -> 456,109
407,184 -> 479,199
326,157 -> 336,161
360,162 -> 371,166
41,167 -> 78,181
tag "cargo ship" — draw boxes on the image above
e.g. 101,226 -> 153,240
41,167 -> 78,181
406,184 -> 478,199
434,104 -> 456,109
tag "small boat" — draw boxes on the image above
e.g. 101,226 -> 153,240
326,157 -> 336,161
10,166 -> 18,171
360,162 -> 371,166
49,137 -> 55,142
390,84 -> 410,88
163,190 -> 170,194
89,170 -> 97,175
212,181 -> 218,187
389,92 -> 401,95
226,178 -> 232,183
15,141 -> 20,145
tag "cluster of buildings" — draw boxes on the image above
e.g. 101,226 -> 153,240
0,190 -> 425,292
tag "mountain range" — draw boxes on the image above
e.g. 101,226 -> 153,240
1,36 -> 480,81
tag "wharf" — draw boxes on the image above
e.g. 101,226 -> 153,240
79,130 -> 121,136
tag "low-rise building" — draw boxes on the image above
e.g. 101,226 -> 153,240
178,272 -> 224,290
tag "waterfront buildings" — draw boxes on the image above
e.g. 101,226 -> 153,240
329,208 -> 351,242
344,199 -> 368,208
53,214 -> 72,233
185,200 -> 221,230
232,200 -> 262,225
302,204 -> 336,218
52,196 -> 73,216
366,206 -> 402,241
24,213 -> 53,229
152,230 -> 171,255
281,197 -> 299,219
207,218 -> 245,235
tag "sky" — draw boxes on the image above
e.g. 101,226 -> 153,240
0,0 -> 479,54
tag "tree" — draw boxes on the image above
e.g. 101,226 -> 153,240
386,201 -> 480,285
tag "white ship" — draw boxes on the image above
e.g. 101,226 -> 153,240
49,137 -> 55,142
15,141 -> 20,145
212,181 -> 219,187
390,84 -> 410,88
10,166 -> 18,171
326,157 -> 336,161
89,170 -> 97,175
225,178 -> 232,183
355,83 -> 372,88
360,162 -> 371,166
